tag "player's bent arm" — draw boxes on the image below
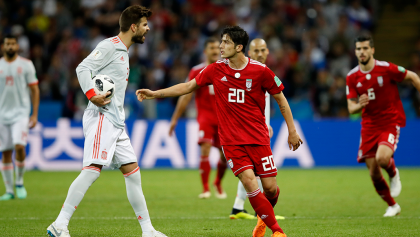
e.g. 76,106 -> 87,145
347,98 -> 363,114
169,92 -> 194,136
404,70 -> 420,92
28,84 -> 40,128
136,79 -> 200,101
272,92 -> 303,150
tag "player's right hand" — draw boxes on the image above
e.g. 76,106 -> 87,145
136,89 -> 156,102
90,92 -> 111,107
169,120 -> 177,136
359,94 -> 369,107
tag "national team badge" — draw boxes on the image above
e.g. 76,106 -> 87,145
101,151 -> 107,160
246,79 -> 252,91
377,76 -> 383,87
228,159 -> 234,168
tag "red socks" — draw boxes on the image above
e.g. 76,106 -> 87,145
199,156 -> 211,192
248,189 -> 284,234
214,160 -> 226,186
264,186 -> 280,208
384,158 -> 397,178
372,177 -> 396,206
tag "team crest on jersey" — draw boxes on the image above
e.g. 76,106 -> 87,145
101,151 -> 107,160
246,79 -> 252,91
228,159 -> 234,168
92,50 -> 102,59
377,76 -> 383,87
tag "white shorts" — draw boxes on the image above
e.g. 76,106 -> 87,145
82,110 -> 137,169
0,117 -> 29,152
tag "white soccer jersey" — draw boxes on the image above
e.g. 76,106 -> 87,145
76,36 -> 130,129
0,56 -> 38,124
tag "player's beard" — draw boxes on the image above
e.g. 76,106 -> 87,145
5,50 -> 17,59
359,55 -> 371,65
132,32 -> 145,44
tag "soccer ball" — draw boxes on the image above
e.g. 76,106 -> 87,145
92,74 -> 115,99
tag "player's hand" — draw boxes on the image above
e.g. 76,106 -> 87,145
29,115 -> 38,129
90,92 -> 111,107
169,120 -> 177,136
288,130 -> 303,151
359,94 -> 369,108
136,89 -> 156,102
268,125 -> 274,139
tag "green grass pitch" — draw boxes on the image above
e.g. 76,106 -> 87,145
0,168 -> 419,236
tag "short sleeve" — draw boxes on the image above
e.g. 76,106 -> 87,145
76,40 -> 115,73
25,61 -> 38,85
388,62 -> 407,82
346,74 -> 358,99
261,67 -> 284,95
195,64 -> 214,87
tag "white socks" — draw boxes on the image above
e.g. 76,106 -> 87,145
15,161 -> 25,186
1,163 -> 14,194
233,177 -> 264,210
124,167 -> 155,234
55,167 -> 100,227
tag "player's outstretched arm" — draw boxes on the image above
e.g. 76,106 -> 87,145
272,92 -> 303,151
28,84 -> 40,128
404,70 -> 420,92
136,79 -> 199,102
347,94 -> 369,114
169,92 -> 194,136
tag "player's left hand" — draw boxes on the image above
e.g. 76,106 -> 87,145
29,115 -> 38,129
288,130 -> 303,151
136,89 -> 156,102
268,125 -> 274,138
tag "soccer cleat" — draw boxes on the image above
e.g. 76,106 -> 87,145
142,230 -> 167,237
16,185 -> 27,199
229,209 -> 256,219
271,231 -> 287,237
389,168 -> 402,198
0,193 -> 14,201
383,203 -> 401,217
252,215 -> 266,237
213,184 -> 227,199
198,191 -> 211,199
47,222 -> 71,237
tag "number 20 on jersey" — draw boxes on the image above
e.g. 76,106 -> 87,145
228,88 -> 245,103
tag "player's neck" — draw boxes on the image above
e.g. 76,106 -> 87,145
228,53 -> 248,69
117,32 -> 133,49
4,54 -> 18,62
359,57 -> 375,72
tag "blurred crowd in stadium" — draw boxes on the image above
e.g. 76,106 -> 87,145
1,0 -> 419,120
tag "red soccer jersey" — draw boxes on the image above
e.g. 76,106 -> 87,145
188,63 -> 217,125
346,60 -> 407,128
195,58 -> 284,145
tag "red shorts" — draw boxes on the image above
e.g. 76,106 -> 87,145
198,122 -> 220,148
358,125 -> 400,163
222,145 -> 277,177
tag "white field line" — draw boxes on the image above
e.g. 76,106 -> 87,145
0,216 -> 419,221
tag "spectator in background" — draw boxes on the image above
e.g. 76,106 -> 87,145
346,0 -> 372,30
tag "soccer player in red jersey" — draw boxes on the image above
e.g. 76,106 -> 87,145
346,36 -> 420,217
137,26 -> 303,237
168,37 -> 228,199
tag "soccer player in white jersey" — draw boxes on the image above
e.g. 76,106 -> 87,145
0,34 -> 39,201
47,6 -> 167,237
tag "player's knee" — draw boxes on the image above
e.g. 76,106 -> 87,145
376,155 -> 390,167
263,186 -> 277,197
14,144 -> 25,152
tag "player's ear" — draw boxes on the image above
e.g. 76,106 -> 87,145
236,44 -> 243,53
130,24 -> 136,33
372,47 -> 375,55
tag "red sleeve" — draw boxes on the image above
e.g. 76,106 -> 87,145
261,67 -> 284,95
388,62 -> 407,82
346,74 -> 358,99
195,64 -> 214,87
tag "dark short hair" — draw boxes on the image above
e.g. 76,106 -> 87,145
3,34 -> 17,43
204,37 -> 218,48
221,26 -> 249,53
119,5 -> 152,32
354,36 -> 374,47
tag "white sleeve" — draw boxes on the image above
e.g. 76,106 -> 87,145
76,40 -> 114,94
25,61 -> 38,85
265,92 -> 270,126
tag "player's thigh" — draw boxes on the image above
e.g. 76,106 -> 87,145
200,142 -> 212,157
0,123 -> 13,152
246,145 -> 277,178
222,145 -> 254,176
113,129 -> 138,170
82,111 -> 120,167
237,169 -> 259,192
10,117 -> 29,146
